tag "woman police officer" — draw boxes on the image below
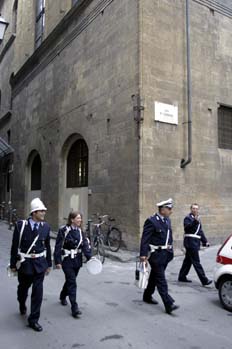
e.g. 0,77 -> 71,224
54,211 -> 91,318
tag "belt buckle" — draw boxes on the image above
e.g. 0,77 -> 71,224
31,254 -> 36,259
158,246 -> 162,251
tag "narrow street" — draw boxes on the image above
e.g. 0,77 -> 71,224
0,222 -> 231,349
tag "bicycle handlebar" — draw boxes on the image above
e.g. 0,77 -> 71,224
93,220 -> 105,227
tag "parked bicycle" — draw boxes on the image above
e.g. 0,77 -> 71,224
7,202 -> 18,230
0,202 -> 6,220
85,214 -> 122,263
103,216 -> 122,252
8,208 -> 18,230
85,217 -> 105,263
0,201 -> 18,229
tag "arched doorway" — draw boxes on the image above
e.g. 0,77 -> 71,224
26,150 -> 42,214
59,134 -> 89,226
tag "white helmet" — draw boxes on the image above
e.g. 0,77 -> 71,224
30,198 -> 47,214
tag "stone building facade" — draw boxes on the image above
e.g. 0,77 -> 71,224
0,0 -> 232,248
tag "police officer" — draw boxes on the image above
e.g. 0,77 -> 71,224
54,211 -> 91,318
140,198 -> 179,314
10,198 -> 52,332
178,203 -> 212,286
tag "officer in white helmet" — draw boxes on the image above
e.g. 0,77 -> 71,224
10,198 -> 52,332
140,198 -> 179,314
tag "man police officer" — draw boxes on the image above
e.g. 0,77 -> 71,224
178,203 -> 212,286
10,198 -> 52,332
140,198 -> 179,314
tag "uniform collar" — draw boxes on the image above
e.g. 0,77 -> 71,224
71,225 -> 81,231
156,213 -> 166,222
29,218 -> 44,230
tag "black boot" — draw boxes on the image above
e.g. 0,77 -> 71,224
165,304 -> 180,315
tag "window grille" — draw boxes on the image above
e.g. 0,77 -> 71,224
218,105 -> 232,150
67,139 -> 88,188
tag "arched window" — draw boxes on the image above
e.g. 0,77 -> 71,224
66,139 -> 88,188
31,154 -> 41,190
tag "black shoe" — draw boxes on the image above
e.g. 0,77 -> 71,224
178,278 -> 192,283
28,322 -> 43,332
60,299 -> 68,306
72,309 -> 82,318
165,304 -> 180,315
19,304 -> 27,315
143,297 -> 158,305
203,279 -> 212,286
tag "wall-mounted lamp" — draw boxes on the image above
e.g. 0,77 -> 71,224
0,14 -> 9,42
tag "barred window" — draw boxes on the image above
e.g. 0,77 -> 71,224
218,105 -> 232,150
31,154 -> 41,190
35,0 -> 45,49
66,139 -> 88,188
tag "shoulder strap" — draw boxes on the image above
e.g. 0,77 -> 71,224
165,229 -> 170,248
26,235 -> 40,255
77,229 -> 83,249
64,226 -> 71,238
18,220 -> 27,252
62,226 -> 71,248
194,223 -> 201,235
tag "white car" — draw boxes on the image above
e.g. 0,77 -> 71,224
214,234 -> 232,312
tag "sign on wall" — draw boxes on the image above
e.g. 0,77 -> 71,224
154,101 -> 178,125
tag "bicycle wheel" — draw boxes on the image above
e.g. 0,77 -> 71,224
107,227 -> 122,252
92,238 -> 105,264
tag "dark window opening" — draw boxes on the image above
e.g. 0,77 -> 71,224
7,130 -> 11,144
67,139 -> 88,188
3,160 -> 11,193
218,105 -> 232,150
12,0 -> 18,33
7,171 -> 10,192
35,0 -> 45,49
31,154 -> 42,190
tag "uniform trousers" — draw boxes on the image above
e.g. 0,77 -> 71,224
17,270 -> 45,323
178,248 -> 208,285
144,250 -> 174,307
60,265 -> 80,312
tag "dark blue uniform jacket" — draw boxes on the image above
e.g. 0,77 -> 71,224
10,219 -> 52,274
54,226 -> 91,268
140,214 -> 173,257
183,214 -> 208,249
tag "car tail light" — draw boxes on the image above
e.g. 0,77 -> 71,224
217,234 -> 232,256
216,234 -> 232,264
216,255 -> 232,265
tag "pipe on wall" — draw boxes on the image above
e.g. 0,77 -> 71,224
181,0 -> 192,168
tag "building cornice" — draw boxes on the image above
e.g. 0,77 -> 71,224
193,0 -> 232,18
11,0 -> 115,98
0,34 -> 16,64
0,110 -> 12,127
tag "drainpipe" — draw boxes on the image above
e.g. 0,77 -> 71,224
181,0 -> 192,168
